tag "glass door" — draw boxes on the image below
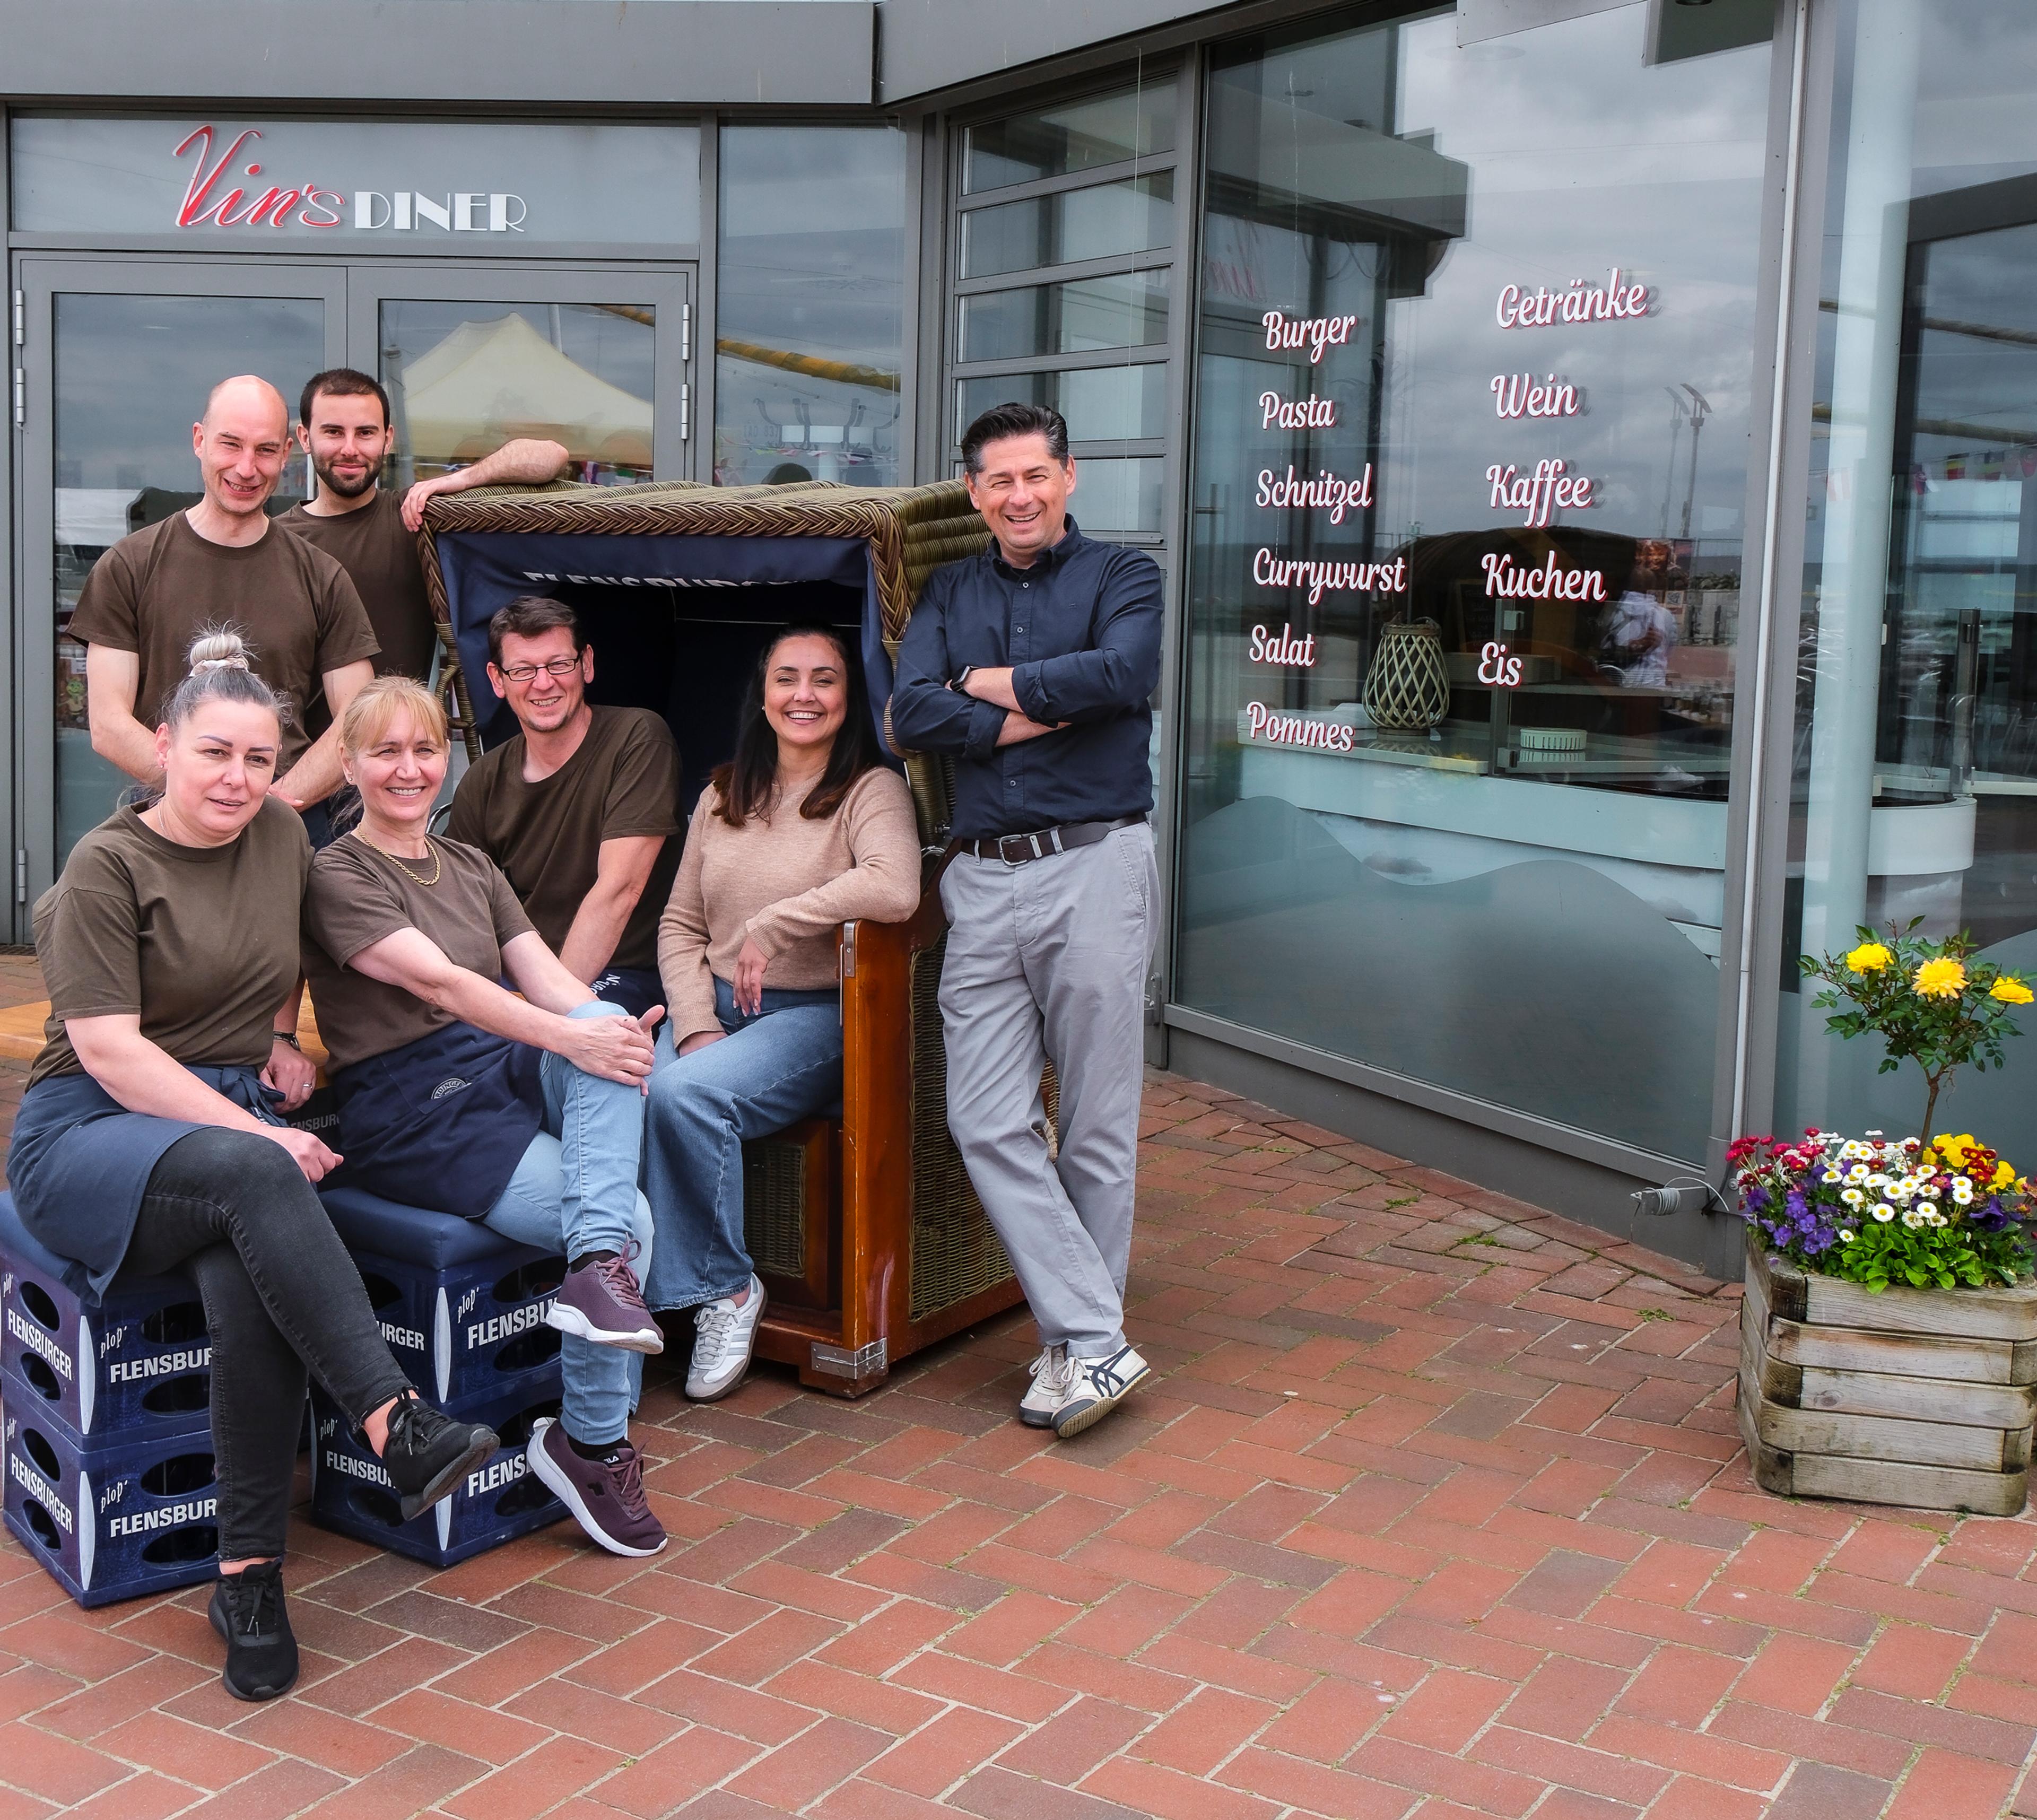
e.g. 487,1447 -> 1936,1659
346,266 -> 692,492
14,258 -> 345,909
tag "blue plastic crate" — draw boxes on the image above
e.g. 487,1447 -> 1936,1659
320,1187 -> 567,1405
306,1371 -> 566,1568
2,1375 -> 221,1608
0,1194 -> 211,1448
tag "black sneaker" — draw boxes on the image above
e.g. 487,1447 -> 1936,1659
378,1390 -> 500,1522
208,1560 -> 299,1702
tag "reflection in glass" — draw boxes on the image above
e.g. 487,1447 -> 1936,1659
1175,6 -> 1771,1162
716,125 -> 906,488
960,271 -> 1169,362
1068,457 -> 1165,535
379,301 -> 653,490
961,175 -> 1174,278
53,292 -> 324,863
963,86 -> 1176,194
1781,0 -> 2037,1145
957,364 -> 1169,443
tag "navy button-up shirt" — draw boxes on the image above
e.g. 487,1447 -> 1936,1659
890,518 -> 1163,841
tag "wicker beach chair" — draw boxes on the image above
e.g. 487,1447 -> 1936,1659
415,478 -> 1029,1395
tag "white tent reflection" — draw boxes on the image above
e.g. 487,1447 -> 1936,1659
397,311 -> 653,473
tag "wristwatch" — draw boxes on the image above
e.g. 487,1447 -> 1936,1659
955,665 -> 978,691
272,1030 -> 302,1051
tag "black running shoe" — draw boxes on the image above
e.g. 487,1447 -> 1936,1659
209,1560 -> 299,1702
379,1390 -> 499,1522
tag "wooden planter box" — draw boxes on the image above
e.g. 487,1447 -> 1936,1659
1739,1232 -> 2037,1516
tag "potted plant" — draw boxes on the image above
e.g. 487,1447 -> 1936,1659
1734,925 -> 2037,1514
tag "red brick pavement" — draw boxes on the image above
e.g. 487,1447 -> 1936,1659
4,1040 -> 2037,1818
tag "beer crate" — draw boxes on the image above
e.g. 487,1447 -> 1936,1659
0,1193 -> 210,1449
319,1187 -> 565,1405
2,1379 -> 220,1608
306,1371 -> 564,1568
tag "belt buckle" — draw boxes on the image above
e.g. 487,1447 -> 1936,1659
997,833 -> 1031,865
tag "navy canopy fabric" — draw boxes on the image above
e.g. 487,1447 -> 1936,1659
433,530 -> 896,757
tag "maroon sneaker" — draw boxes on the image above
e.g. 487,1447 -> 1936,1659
526,1418 -> 668,1557
545,1249 -> 663,1353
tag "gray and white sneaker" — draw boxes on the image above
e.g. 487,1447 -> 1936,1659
1019,1344 -> 1076,1428
686,1275 -> 767,1401
1051,1344 -> 1151,1439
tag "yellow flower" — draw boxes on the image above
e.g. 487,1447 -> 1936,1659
1914,957 -> 1968,998
1994,1162 -> 2016,1188
1990,976 -> 2034,1005
1846,942 -> 1892,974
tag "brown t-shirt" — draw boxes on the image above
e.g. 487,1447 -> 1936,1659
68,512 -> 381,776
302,832 -> 534,1073
30,798 -> 310,1088
446,707 -> 681,974
279,489 -> 438,682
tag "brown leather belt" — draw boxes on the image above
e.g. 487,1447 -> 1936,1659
956,815 -> 1145,866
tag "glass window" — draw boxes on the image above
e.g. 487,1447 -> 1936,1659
956,363 -> 1168,443
715,124 -> 907,487
1068,456 -> 1165,535
960,271 -> 1169,362
1779,0 -> 2037,1145
1176,5 -> 1772,1163
379,300 -> 654,490
961,174 -> 1174,278
963,87 -> 1174,194
53,292 -> 324,864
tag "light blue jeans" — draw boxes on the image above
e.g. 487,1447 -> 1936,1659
483,1000 -> 651,1445
642,977 -> 841,1312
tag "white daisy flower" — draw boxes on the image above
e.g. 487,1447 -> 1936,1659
1901,1209 -> 1925,1229
1839,1229 -> 1856,1242
1840,1187 -> 1866,1206
1873,1204 -> 1897,1223
1822,1171 -> 1842,1184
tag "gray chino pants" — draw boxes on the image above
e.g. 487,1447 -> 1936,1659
937,822 -> 1159,1360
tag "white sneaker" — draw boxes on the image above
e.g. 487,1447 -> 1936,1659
1051,1344 -> 1151,1438
686,1276 -> 766,1401
1019,1345 -> 1076,1428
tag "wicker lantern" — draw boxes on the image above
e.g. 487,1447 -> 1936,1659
1363,617 -> 1451,730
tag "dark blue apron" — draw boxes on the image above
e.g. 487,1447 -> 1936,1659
587,965 -> 663,1022
329,1021 -> 543,1220
7,1066 -> 285,1297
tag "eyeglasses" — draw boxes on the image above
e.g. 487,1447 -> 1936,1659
498,656 -> 582,684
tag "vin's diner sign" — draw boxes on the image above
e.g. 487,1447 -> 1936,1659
11,116 -> 701,248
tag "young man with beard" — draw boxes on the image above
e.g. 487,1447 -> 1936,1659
448,598 -> 681,1020
282,368 -> 569,684
74,375 -> 380,842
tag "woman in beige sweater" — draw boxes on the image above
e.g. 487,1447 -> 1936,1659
646,624 -> 922,1399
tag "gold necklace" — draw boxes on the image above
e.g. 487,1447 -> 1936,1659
352,827 -> 441,886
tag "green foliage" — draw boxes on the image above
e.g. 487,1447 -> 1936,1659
1800,921 -> 2032,1142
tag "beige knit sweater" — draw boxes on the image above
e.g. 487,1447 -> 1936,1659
656,766 -> 922,1042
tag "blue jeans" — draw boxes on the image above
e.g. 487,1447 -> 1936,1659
643,977 -> 841,1312
482,1000 -> 651,1445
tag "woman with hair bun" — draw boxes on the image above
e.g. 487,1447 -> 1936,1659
8,629 -> 501,1704
302,676 -> 668,1561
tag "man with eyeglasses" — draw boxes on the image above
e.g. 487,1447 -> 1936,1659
447,597 -> 680,1019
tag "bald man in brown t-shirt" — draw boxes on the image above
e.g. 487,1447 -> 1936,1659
71,375 -> 380,841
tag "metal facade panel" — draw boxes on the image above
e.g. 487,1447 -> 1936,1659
878,0 -> 1223,102
0,1 -> 875,107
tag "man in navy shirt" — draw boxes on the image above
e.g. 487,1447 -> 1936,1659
892,402 -> 1163,1439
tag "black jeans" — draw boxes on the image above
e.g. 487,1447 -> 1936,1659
122,1128 -> 412,1561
